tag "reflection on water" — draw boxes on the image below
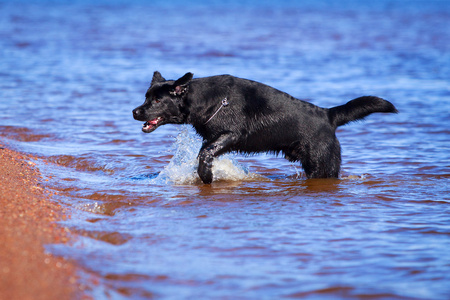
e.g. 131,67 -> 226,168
1,0 -> 449,298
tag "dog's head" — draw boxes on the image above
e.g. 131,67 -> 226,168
133,71 -> 193,133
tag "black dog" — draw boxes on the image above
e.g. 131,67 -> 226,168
133,71 -> 397,184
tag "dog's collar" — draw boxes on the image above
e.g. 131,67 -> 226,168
204,98 -> 229,125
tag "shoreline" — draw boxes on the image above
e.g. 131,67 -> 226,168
0,143 -> 79,299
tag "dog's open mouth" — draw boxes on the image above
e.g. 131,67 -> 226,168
142,117 -> 164,133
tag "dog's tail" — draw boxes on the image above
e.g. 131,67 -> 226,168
328,96 -> 398,128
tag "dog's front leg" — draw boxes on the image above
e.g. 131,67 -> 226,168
197,132 -> 238,184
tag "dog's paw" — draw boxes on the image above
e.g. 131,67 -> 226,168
198,163 -> 213,184
197,159 -> 213,184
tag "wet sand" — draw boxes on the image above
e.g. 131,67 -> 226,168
0,143 -> 78,300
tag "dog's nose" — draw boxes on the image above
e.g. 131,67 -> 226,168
133,108 -> 141,120
133,107 -> 142,121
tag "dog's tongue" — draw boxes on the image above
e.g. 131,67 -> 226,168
142,117 -> 163,133
144,117 -> 161,127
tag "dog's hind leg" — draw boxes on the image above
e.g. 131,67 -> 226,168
197,132 -> 239,184
302,154 -> 341,178
288,137 -> 342,179
309,140 -> 341,178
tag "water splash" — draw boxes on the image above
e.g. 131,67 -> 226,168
152,126 -> 253,185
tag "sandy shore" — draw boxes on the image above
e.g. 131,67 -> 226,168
0,143 -> 79,299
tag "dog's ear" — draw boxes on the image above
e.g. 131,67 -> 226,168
170,72 -> 193,96
151,71 -> 166,86
174,72 -> 193,86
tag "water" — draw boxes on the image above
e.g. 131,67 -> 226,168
1,0 -> 450,298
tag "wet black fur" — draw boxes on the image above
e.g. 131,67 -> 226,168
133,71 -> 398,184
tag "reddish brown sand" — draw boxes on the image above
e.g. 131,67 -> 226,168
0,144 -> 79,300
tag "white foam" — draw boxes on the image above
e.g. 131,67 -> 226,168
152,126 -> 255,185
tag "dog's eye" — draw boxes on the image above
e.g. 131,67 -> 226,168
154,98 -> 161,103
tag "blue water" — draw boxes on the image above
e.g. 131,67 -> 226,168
1,0 -> 450,299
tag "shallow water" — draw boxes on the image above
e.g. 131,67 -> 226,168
1,0 -> 450,299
